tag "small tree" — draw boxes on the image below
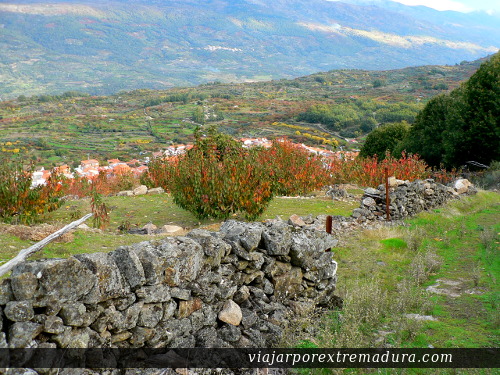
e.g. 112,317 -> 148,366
372,79 -> 386,88
0,157 -> 64,224
192,106 -> 205,125
168,127 -> 273,220
360,122 -> 410,159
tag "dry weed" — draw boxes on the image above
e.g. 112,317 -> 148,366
0,223 -> 74,243
441,206 -> 463,219
471,261 -> 482,287
409,255 -> 427,285
409,248 -> 442,285
404,227 -> 425,252
361,227 -> 401,242
390,313 -> 425,345
396,278 -> 433,315
479,227 -> 496,249
423,249 -> 443,274
332,279 -> 389,347
279,303 -> 326,348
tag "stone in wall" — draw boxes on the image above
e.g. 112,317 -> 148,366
10,257 -> 96,306
0,219 -> 340,354
75,253 -> 131,302
355,178 -> 476,221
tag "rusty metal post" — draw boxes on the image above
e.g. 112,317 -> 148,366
325,215 -> 333,252
385,167 -> 390,221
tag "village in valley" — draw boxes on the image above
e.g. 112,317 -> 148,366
30,137 -> 359,188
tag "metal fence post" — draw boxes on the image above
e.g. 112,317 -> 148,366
385,167 -> 390,221
325,215 -> 333,252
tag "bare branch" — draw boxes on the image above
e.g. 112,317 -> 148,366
0,213 -> 93,277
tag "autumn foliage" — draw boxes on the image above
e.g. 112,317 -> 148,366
149,129 -> 274,220
0,158 -> 65,224
0,131 -> 458,225
145,130 -> 332,220
144,128 -> 454,219
329,152 -> 430,187
141,157 -> 178,192
63,171 -> 139,198
258,139 -> 331,196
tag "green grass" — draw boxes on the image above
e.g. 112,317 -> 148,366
286,191 -> 499,374
37,231 -> 157,259
46,194 -> 213,229
380,238 -> 408,252
0,230 -> 33,266
0,192 -> 358,270
44,193 -> 357,230
262,196 -> 357,220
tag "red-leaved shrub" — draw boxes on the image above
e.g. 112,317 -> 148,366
329,152 -> 429,187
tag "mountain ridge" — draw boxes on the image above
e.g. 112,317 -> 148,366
0,0 -> 498,98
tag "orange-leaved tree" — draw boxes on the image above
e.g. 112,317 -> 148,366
0,157 -> 65,224
258,138 -> 332,196
159,127 -> 274,220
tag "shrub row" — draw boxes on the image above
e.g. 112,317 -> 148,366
0,158 -> 64,224
144,129 -> 329,220
2,130 -> 459,224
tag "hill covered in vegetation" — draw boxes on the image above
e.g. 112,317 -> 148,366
0,58 -> 484,166
360,52 -> 500,168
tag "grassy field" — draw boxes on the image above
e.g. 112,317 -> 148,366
0,189 -> 498,375
285,190 -> 499,374
0,191 -> 359,266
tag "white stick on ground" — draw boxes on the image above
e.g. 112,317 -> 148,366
0,213 -> 93,277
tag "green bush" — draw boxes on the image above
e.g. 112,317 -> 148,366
359,121 -> 410,159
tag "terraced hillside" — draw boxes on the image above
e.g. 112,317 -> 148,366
0,58 -> 484,165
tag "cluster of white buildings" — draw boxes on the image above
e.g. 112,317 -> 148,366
240,137 -> 359,160
241,137 -> 273,148
153,144 -> 194,159
31,138 -> 358,187
31,159 -> 149,188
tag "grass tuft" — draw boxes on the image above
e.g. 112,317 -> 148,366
404,227 -> 426,252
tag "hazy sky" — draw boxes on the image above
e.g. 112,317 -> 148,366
390,0 -> 500,13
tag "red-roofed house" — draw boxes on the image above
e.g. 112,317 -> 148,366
54,165 -> 70,175
153,151 -> 164,159
81,159 -> 99,169
133,165 -> 149,176
127,159 -> 141,167
107,159 -> 121,167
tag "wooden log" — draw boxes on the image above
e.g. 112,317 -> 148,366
0,213 -> 93,277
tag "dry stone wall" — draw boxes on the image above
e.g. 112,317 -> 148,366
354,178 -> 476,221
0,220 -> 339,351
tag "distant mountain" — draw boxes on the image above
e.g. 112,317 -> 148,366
0,0 -> 498,98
